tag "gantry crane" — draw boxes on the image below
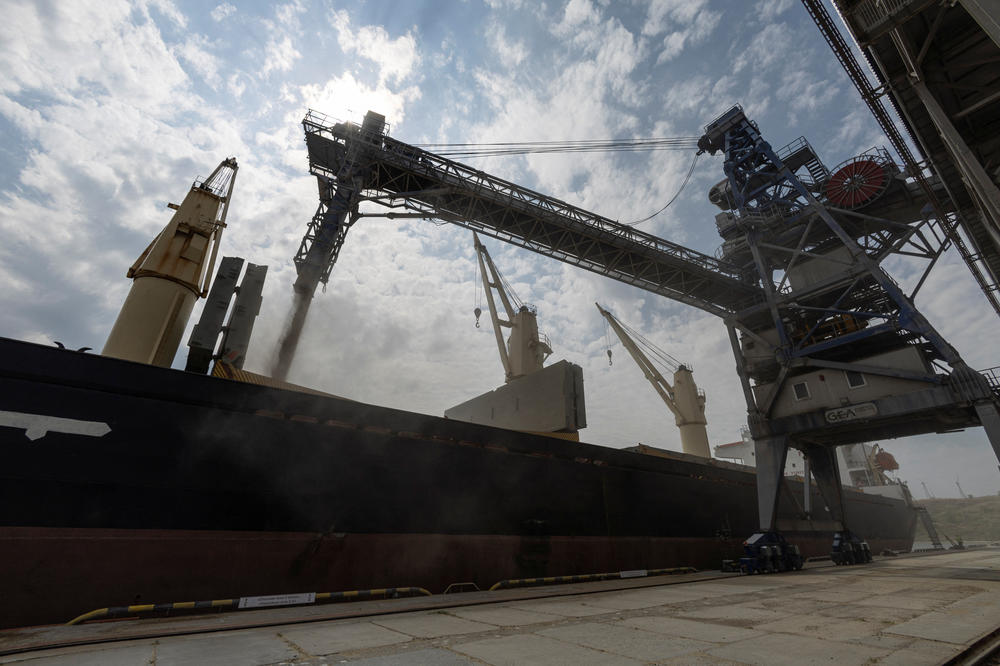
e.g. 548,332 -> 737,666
294,105 -> 1000,560
595,303 -> 710,458
473,233 -> 551,383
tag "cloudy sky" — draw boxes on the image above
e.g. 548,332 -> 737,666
2,0 -> 998,498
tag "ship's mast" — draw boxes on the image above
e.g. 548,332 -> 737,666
596,303 -> 710,458
474,233 -> 551,383
102,158 -> 238,367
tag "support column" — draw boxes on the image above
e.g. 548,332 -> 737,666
803,455 -> 812,517
959,0 -> 1000,50
974,400 -> 1000,469
802,444 -> 846,532
755,435 -> 789,531
911,80 -> 1000,255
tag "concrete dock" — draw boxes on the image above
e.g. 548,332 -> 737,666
1,547 -> 998,665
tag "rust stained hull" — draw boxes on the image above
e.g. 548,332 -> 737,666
0,527 -> 916,629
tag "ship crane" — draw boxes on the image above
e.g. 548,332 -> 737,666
473,233 -> 551,383
444,233 -> 582,436
596,303 -> 710,458
103,158 -> 238,367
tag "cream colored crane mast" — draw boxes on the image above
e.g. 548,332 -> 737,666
103,158 -> 238,367
474,233 -> 551,382
596,303 -> 710,458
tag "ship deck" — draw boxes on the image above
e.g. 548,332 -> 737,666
2,547 -> 999,664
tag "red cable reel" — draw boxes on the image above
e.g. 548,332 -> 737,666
824,156 -> 890,209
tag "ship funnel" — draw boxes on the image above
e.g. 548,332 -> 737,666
102,158 -> 238,367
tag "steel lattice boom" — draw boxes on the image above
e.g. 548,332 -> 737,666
300,110 -> 762,318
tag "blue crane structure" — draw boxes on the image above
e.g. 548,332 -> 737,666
286,104 -> 1000,560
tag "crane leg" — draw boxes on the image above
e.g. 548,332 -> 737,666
754,434 -> 789,532
802,444 -> 872,565
975,400 -> 1000,468
724,434 -> 806,575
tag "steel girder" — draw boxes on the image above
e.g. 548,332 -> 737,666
704,105 -> 998,531
301,112 -> 762,318
804,0 -> 1000,316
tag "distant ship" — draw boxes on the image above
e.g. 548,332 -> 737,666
715,428 -> 914,503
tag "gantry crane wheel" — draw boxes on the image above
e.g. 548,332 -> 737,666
824,156 -> 890,209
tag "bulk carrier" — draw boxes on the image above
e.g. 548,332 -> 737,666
0,335 -> 916,629
0,115 -> 920,630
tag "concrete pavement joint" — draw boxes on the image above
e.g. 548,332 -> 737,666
5,549 -> 999,665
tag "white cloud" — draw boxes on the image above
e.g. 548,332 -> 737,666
555,0 -> 600,35
331,10 -> 419,86
0,2 -> 189,111
258,2 -> 307,77
210,2 -> 236,21
774,69 -> 840,127
143,0 -> 188,28
262,35 -> 301,75
635,0 -> 721,64
175,34 -> 222,87
655,9 -> 721,64
642,0 -> 709,36
754,0 -> 795,21
734,22 -> 792,73
485,20 -> 528,69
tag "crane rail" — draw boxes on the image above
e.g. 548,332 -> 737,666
302,111 -> 764,317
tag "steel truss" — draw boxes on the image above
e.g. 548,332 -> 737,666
700,105 -> 1000,536
297,106 -> 1000,542
801,0 -> 1000,316
302,111 -> 761,318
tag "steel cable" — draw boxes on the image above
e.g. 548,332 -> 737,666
624,152 -> 700,227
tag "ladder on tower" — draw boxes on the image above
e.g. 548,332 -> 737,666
913,506 -> 944,550
775,137 -> 830,185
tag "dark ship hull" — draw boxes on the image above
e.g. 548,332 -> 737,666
0,337 -> 917,628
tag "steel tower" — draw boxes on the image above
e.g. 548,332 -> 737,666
699,105 -> 999,541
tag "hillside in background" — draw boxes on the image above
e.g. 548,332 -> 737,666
914,495 -> 1000,543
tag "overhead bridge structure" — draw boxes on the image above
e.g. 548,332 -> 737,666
292,105 -> 1000,553
297,110 -> 762,318
803,0 -> 1000,314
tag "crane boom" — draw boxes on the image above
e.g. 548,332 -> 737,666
474,233 -> 551,382
475,232 -> 514,380
596,303 -> 710,458
301,111 -> 763,318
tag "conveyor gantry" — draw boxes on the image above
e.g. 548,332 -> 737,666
295,106 -> 1000,558
299,110 -> 763,318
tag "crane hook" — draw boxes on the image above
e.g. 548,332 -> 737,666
474,307 -> 482,328
606,349 -> 613,366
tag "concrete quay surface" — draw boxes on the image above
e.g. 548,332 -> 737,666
2,547 -> 999,665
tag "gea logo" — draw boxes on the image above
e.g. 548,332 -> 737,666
825,403 -> 878,423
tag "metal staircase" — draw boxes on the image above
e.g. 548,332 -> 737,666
913,506 -> 944,550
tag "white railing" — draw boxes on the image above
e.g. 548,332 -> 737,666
852,0 -> 917,33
